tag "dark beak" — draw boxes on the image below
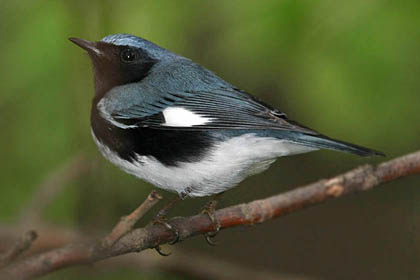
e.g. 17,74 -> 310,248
69,37 -> 101,55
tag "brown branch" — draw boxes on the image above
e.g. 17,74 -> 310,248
0,225 -> 316,280
101,190 -> 162,248
1,150 -> 420,280
0,231 -> 38,269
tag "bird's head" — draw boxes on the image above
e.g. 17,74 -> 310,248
69,34 -> 171,99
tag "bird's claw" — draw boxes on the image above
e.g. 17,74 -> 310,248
151,215 -> 179,256
154,245 -> 171,256
201,202 -> 221,246
204,231 -> 219,246
163,221 -> 180,245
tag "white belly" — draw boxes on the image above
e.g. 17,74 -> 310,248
92,131 -> 316,197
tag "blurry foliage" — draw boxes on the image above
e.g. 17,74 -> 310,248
43,267 -> 187,280
0,0 -> 419,279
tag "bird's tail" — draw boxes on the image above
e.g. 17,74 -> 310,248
290,132 -> 385,157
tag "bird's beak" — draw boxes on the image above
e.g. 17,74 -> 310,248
69,37 -> 101,56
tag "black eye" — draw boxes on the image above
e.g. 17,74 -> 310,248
120,48 -> 138,63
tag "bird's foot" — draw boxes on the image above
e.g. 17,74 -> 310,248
150,196 -> 181,256
153,214 -> 180,245
151,214 -> 179,256
201,199 -> 221,246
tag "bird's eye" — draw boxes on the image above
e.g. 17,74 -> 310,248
120,48 -> 138,63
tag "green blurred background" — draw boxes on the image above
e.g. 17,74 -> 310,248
1,0 -> 419,279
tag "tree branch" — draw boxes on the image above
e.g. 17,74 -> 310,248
0,225 -> 317,280
1,150 -> 419,280
0,231 -> 37,269
101,190 -> 162,248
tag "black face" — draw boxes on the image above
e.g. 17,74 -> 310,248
117,46 -> 156,85
88,42 -> 157,101
120,47 -> 139,63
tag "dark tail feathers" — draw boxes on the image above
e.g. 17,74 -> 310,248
292,133 -> 385,157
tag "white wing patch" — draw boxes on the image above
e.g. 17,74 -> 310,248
162,107 -> 213,127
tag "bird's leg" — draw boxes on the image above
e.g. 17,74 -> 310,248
150,195 -> 181,256
150,187 -> 193,256
200,192 -> 224,246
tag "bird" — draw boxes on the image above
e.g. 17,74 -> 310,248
69,34 -> 384,248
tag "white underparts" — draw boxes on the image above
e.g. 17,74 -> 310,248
162,107 -> 213,127
91,131 -> 317,198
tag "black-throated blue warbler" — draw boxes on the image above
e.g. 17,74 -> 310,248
69,34 -> 384,247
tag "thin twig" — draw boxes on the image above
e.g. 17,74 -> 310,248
1,150 -> 420,280
19,154 -> 92,225
101,191 -> 162,248
0,231 -> 38,269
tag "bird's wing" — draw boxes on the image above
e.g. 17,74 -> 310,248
107,87 -> 317,134
104,86 -> 384,157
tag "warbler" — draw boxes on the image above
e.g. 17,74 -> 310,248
70,34 -> 383,199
